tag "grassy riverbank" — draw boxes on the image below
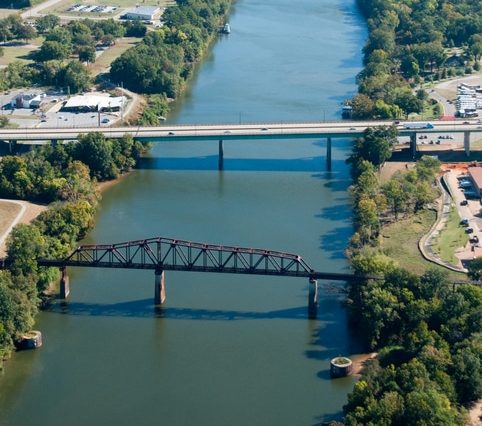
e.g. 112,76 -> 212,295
432,204 -> 469,265
380,208 -> 465,281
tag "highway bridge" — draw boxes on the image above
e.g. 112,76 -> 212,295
1,120 -> 482,169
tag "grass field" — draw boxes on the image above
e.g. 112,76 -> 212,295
0,201 -> 21,237
380,209 -> 465,280
0,37 -> 43,66
88,36 -> 141,76
432,204 -> 469,264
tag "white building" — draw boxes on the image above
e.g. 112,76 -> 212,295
11,93 -> 45,109
61,95 -> 126,112
123,6 -> 159,21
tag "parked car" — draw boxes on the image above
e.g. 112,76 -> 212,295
471,236 -> 479,244
466,227 -> 474,234
460,219 -> 469,226
460,200 -> 468,206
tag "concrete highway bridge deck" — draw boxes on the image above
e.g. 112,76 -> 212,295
2,120 -> 481,169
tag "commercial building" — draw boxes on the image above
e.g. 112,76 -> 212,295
11,93 -> 45,109
468,166 -> 482,197
123,6 -> 159,21
61,95 -> 126,113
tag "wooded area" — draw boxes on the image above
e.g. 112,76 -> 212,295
348,0 -> 482,119
344,128 -> 481,424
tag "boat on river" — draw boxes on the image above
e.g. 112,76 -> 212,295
220,23 -> 230,34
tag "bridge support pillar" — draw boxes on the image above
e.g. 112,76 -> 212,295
464,131 -> 470,157
8,140 -> 17,154
218,139 -> 224,170
60,267 -> 70,299
154,268 -> 166,305
410,133 -> 417,159
308,278 -> 318,319
326,137 -> 332,171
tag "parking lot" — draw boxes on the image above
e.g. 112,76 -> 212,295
445,170 -> 482,261
0,90 -> 122,129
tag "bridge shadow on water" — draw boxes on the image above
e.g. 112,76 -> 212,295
138,155 -> 331,172
47,297 -> 313,320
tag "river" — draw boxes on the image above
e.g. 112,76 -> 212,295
0,0 -> 367,424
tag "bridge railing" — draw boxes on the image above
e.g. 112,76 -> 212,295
45,237 -> 315,277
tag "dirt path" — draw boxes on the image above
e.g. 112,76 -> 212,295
0,200 -> 47,257
20,0 -> 65,18
350,353 -> 377,377
0,199 -> 26,254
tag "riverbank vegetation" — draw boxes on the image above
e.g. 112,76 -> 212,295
348,0 -> 482,119
0,134 -> 147,370
342,127 -> 482,424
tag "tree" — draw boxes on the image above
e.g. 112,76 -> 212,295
468,34 -> 482,62
78,45 -> 96,63
382,178 -> 410,218
35,14 -> 60,34
349,126 -> 398,169
0,21 -> 13,43
6,224 -> 45,276
36,40 -> 70,61
15,24 -> 36,43
404,388 -> 461,425
452,346 -> 482,404
59,61 -> 91,93
73,133 -> 115,180
45,27 -> 72,46
467,257 -> 482,281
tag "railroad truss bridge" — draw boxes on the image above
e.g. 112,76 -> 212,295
1,236 -> 370,318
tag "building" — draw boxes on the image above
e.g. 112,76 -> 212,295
61,95 -> 126,113
123,6 -> 159,21
11,93 -> 45,109
468,167 -> 482,197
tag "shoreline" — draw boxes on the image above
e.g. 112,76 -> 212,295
96,170 -> 132,194
350,352 -> 377,377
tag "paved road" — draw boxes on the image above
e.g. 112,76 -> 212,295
428,89 -> 456,116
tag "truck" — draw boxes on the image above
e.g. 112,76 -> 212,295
403,122 -> 434,129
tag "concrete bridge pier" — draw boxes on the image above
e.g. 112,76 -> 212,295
464,131 -> 470,156
326,137 -> 332,171
308,278 -> 318,319
218,139 -> 224,170
8,140 -> 17,154
410,133 -> 417,159
154,268 -> 166,305
60,267 -> 70,299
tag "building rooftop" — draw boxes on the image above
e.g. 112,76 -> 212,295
468,167 -> 482,189
63,95 -> 125,110
126,6 -> 159,15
